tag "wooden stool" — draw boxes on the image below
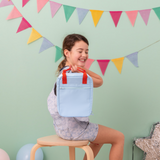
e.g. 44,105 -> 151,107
30,135 -> 94,160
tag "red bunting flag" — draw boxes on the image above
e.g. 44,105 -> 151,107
110,11 -> 122,27
97,60 -> 110,75
16,17 -> 32,33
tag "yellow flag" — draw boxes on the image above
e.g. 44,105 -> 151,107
111,57 -> 124,74
90,10 -> 103,27
27,28 -> 42,44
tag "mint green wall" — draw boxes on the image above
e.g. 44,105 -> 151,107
1,0 -> 160,160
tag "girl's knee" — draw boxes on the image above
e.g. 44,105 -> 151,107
117,132 -> 125,144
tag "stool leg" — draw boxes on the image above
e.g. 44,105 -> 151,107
69,146 -> 75,160
30,144 -> 44,160
78,146 -> 94,160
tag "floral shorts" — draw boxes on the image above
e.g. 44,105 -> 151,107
55,122 -> 99,142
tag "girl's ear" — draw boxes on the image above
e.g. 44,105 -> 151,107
64,49 -> 70,58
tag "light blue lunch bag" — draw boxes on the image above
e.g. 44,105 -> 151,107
56,67 -> 93,117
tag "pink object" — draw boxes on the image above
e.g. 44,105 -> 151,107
22,0 -> 29,7
125,10 -> 138,26
50,1 -> 62,18
0,0 -> 13,7
37,0 -> 49,13
139,9 -> 151,25
97,60 -> 110,75
16,17 -> 32,33
109,11 -> 122,27
0,149 -> 10,160
6,6 -> 22,20
85,59 -> 94,69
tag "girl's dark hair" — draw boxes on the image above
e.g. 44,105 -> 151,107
56,34 -> 89,75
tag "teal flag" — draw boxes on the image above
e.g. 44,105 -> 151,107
63,5 -> 76,22
153,7 -> 160,20
55,46 -> 63,62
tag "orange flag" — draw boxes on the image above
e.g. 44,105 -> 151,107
111,57 -> 124,74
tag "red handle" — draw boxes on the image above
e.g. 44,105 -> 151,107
62,67 -> 87,84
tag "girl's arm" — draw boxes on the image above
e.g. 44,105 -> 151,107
69,65 -> 103,88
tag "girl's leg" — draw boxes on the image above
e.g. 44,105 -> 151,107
83,143 -> 103,160
92,124 -> 124,160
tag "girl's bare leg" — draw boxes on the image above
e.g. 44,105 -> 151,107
83,124 -> 124,160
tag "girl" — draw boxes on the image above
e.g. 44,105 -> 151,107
47,34 -> 124,160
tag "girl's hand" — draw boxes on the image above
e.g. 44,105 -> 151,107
69,65 -> 78,73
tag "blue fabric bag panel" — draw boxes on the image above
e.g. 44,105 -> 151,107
57,72 -> 93,117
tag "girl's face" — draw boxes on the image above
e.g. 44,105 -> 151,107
64,41 -> 89,68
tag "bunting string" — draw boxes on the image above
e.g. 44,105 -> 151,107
0,0 -> 160,75
21,0 -> 160,27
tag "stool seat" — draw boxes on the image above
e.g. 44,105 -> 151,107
37,135 -> 89,146
30,135 -> 94,160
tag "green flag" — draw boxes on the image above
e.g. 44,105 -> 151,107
55,46 -> 63,62
63,5 -> 76,22
153,7 -> 160,20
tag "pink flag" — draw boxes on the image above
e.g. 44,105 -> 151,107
85,59 -> 94,69
139,9 -> 151,25
50,1 -> 62,18
16,17 -> 32,33
0,0 -> 13,7
22,0 -> 29,7
37,0 -> 49,13
97,60 -> 110,75
125,10 -> 138,26
6,6 -> 22,20
110,11 -> 122,27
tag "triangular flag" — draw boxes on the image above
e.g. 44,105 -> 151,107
90,10 -> 103,27
125,10 -> 138,26
153,7 -> 160,20
126,52 -> 139,67
37,0 -> 49,13
139,9 -> 151,25
76,8 -> 89,24
111,57 -> 124,74
27,28 -> 42,44
39,37 -> 54,53
22,0 -> 29,7
63,5 -> 76,22
16,17 -> 32,33
85,59 -> 94,69
109,11 -> 122,27
55,46 -> 63,62
97,60 -> 110,75
6,6 -> 22,20
0,0 -> 13,7
50,1 -> 62,18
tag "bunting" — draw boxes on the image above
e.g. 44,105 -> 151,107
6,6 -> 22,20
126,52 -> 139,67
125,10 -> 138,26
37,0 -> 49,13
49,1 -> 62,18
63,5 -> 76,22
27,28 -> 42,44
85,59 -> 94,69
39,37 -> 54,53
0,0 -> 13,7
22,0 -> 29,7
2,1 -> 160,75
90,10 -> 103,27
110,11 -> 122,27
32,0 -> 160,27
55,46 -> 63,62
139,9 -> 151,25
97,60 -> 110,75
153,7 -> 160,20
16,17 -> 32,33
111,57 -> 124,74
76,8 -> 89,24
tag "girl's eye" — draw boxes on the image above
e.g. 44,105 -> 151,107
79,51 -> 82,53
85,52 -> 88,54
